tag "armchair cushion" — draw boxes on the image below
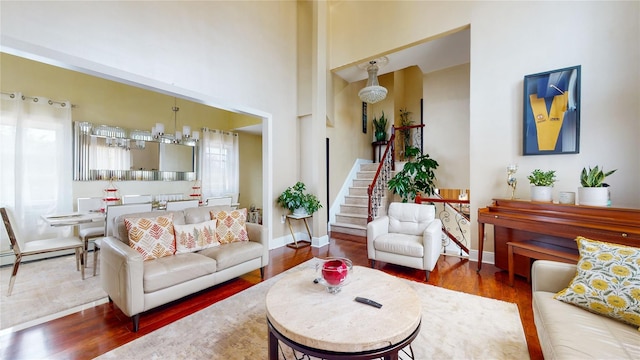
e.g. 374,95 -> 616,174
372,234 -> 424,258
388,202 -> 435,235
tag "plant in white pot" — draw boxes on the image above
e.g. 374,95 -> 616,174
277,181 -> 322,216
527,169 -> 556,202
578,166 -> 616,206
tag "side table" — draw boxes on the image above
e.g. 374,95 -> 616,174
286,214 -> 312,249
371,140 -> 389,162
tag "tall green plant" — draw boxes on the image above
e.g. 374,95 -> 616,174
580,166 -> 616,187
398,108 -> 418,161
387,153 -> 439,202
372,111 -> 388,142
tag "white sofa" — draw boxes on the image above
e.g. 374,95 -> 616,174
367,202 -> 442,281
532,260 -> 640,359
100,205 -> 268,331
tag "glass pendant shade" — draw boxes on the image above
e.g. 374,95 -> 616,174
359,64 -> 387,104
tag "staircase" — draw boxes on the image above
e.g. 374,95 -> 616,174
330,162 -> 392,238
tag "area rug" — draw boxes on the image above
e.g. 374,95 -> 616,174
97,259 -> 529,359
0,255 -> 108,331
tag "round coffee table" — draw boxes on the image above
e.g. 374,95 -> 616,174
265,264 -> 422,359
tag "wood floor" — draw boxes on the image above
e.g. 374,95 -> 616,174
0,235 -> 543,360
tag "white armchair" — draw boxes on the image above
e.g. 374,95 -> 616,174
367,202 -> 443,281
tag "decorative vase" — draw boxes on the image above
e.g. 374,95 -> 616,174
375,131 -> 386,142
530,186 -> 553,202
293,207 -> 308,216
578,187 -> 609,206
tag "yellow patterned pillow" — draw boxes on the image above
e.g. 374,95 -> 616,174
554,236 -> 640,329
174,219 -> 219,254
125,214 -> 175,261
210,208 -> 249,244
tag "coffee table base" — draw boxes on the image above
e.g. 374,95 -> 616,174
268,319 -> 419,360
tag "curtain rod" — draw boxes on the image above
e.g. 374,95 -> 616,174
1,91 -> 77,108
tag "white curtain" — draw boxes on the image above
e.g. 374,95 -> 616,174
0,92 -> 73,248
199,129 -> 239,200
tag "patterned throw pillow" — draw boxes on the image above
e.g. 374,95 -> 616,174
554,236 -> 640,329
210,208 -> 249,244
125,214 -> 176,261
174,219 -> 219,254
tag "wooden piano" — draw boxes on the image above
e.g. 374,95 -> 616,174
477,199 -> 640,279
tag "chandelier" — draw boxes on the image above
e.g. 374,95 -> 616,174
151,98 -> 199,143
358,57 -> 388,104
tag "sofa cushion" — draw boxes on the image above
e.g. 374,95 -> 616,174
183,205 -> 232,224
554,237 -> 640,329
373,233 -> 424,258
143,253 -> 217,293
125,214 -> 176,261
534,290 -> 640,359
210,208 -> 249,244
174,219 -> 219,254
197,241 -> 263,271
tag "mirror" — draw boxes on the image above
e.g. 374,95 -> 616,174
75,122 -> 197,181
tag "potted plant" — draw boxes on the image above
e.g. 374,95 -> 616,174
372,111 -> 388,142
527,169 -> 556,202
277,181 -> 322,216
578,166 -> 616,206
398,108 -> 415,160
387,153 -> 439,202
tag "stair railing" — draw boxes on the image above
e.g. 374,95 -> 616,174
416,193 -> 470,256
367,131 -> 395,222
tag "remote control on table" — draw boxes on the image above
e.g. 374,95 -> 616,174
355,297 -> 382,308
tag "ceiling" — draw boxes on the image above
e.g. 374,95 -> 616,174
233,28 -> 470,135
334,28 -> 470,83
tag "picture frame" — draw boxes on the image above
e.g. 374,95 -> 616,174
362,102 -> 367,134
523,65 -> 581,155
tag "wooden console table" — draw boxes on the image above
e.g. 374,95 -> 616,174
477,199 -> 640,280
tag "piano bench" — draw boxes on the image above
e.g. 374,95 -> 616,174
507,240 -> 579,286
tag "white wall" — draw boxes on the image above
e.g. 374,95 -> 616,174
424,64 -> 471,190
0,1 -> 301,244
329,1 -> 640,253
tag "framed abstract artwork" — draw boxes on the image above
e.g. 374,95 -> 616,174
523,65 -> 581,155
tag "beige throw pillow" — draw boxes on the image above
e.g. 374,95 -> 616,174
210,208 -> 249,244
125,214 -> 175,261
174,219 -> 219,254
554,236 -> 640,329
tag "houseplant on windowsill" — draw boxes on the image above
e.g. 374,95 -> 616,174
527,169 -> 556,202
372,111 -> 388,142
387,153 -> 439,202
578,166 -> 616,206
277,181 -> 322,216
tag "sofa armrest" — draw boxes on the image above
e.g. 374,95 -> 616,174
99,237 -> 145,317
367,216 -> 390,260
532,260 -> 577,293
422,219 -> 443,270
246,222 -> 269,266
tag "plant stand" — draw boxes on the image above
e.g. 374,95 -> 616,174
286,214 -> 312,249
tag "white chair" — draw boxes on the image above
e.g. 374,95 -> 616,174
165,199 -> 199,211
121,194 -> 153,204
1,207 -> 85,295
77,197 -> 105,266
205,196 -> 233,207
367,202 -> 443,281
93,203 -> 152,276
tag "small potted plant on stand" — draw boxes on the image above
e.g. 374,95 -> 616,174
527,169 -> 556,202
277,181 -> 322,216
372,111 -> 388,142
578,166 -> 616,206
